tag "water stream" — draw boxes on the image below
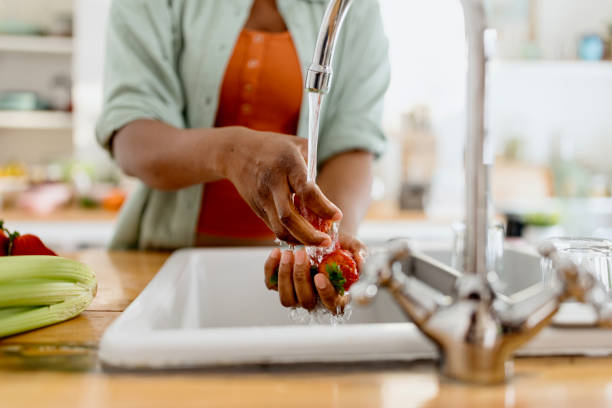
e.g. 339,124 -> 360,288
286,91 -> 349,323
305,91 -> 337,262
307,91 -> 324,183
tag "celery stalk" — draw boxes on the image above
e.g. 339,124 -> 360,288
0,256 -> 96,287
0,292 -> 94,338
0,307 -> 36,320
0,256 -> 97,338
0,280 -> 89,308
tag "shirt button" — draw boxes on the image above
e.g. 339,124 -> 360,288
241,104 -> 252,114
244,83 -> 253,93
247,59 -> 260,69
205,96 -> 212,105
253,34 -> 264,43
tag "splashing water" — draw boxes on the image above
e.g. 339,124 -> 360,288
306,222 -> 339,263
288,302 -> 353,326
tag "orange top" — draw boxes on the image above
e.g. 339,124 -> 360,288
197,29 -> 303,239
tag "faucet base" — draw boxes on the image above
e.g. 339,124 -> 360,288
439,355 -> 513,384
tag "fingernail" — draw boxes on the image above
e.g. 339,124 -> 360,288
295,250 -> 306,265
314,274 -> 326,290
358,249 -> 367,261
271,248 -> 281,258
332,210 -> 343,221
281,250 -> 291,263
321,237 -> 332,247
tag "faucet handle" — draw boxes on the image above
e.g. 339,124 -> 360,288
538,242 -> 582,297
351,251 -> 390,305
351,240 -> 412,305
350,279 -> 379,305
538,241 -> 612,325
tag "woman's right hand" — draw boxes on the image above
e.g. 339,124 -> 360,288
220,127 -> 342,246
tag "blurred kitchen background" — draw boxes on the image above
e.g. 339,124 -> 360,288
1,0 -> 612,251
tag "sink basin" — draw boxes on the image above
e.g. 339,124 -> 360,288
99,246 -> 612,369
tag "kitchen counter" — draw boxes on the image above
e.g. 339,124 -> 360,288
1,250 -> 612,408
0,201 -> 430,222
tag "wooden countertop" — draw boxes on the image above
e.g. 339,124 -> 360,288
2,250 -> 612,408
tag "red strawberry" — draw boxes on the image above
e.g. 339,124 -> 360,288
0,222 -> 8,256
293,195 -> 333,234
10,233 -> 57,256
317,249 -> 359,295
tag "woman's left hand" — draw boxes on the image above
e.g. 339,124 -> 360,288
263,233 -> 367,313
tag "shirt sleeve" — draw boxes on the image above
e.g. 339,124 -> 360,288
317,0 -> 390,165
95,0 -> 185,153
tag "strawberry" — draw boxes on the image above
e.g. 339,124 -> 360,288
293,195 -> 333,234
316,249 -> 359,295
0,221 -> 8,256
10,233 -> 57,256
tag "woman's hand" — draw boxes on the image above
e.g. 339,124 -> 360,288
114,121 -> 340,246
264,233 -> 366,313
221,127 -> 342,246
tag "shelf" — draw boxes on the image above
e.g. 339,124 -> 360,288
0,35 -> 73,55
1,206 -> 118,223
0,110 -> 72,130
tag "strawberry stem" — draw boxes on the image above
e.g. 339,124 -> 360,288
7,231 -> 19,256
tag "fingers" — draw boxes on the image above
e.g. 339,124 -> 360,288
314,273 -> 347,314
293,249 -> 316,310
278,250 -> 297,307
249,198 -> 297,244
340,234 -> 368,267
268,249 -> 316,311
289,173 -> 342,222
265,206 -> 301,245
271,183 -> 332,246
269,248 -> 350,313
264,248 -> 281,290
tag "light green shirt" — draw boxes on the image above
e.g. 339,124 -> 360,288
96,0 -> 390,250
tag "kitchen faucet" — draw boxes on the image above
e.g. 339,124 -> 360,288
306,0 -> 488,280
307,0 -> 612,384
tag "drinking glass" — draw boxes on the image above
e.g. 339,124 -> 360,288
451,221 -> 505,275
541,237 -> 612,292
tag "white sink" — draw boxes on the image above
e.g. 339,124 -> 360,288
99,247 -> 612,369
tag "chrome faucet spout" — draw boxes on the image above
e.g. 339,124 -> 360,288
461,0 -> 488,278
306,0 -> 354,94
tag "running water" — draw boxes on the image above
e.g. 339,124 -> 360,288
293,91 -> 350,324
305,91 -> 338,263
307,91 -> 324,183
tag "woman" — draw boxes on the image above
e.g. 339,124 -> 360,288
96,0 -> 390,312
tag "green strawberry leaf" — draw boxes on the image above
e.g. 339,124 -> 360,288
325,262 -> 346,296
270,272 -> 278,286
